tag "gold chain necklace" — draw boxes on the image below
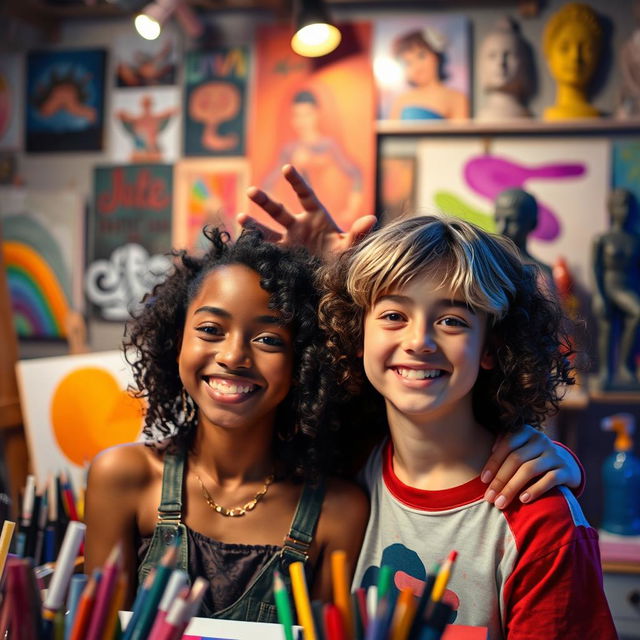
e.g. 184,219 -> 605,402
195,471 -> 275,517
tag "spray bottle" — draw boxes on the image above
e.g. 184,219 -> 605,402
601,413 -> 640,535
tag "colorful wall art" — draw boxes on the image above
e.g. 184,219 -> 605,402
87,165 -> 173,321
16,350 -> 144,490
416,137 -> 610,289
113,30 -> 178,87
26,49 -> 106,152
110,87 -> 181,163
0,187 -> 85,339
249,23 -> 376,233
373,15 -> 470,121
184,47 -> 249,157
173,158 -> 248,250
0,54 -> 23,151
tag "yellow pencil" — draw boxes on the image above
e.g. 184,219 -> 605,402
390,587 -> 416,640
331,550 -> 354,640
0,521 -> 16,578
101,572 -> 127,640
430,550 -> 458,603
289,561 -> 317,640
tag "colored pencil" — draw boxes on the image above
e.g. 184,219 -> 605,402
101,572 -> 127,640
390,587 -> 416,640
148,589 -> 190,640
376,566 -> 393,603
331,550 -> 354,640
146,570 -> 189,639
122,568 -> 156,640
85,543 -> 123,640
127,544 -> 178,640
312,600 -> 327,640
16,475 -> 35,557
289,560 -> 317,640
366,585 -> 378,623
351,590 -> 366,640
65,573 -> 88,640
324,602 -> 347,640
421,602 -> 454,640
273,569 -> 295,640
43,521 -> 86,614
68,570 -> 100,640
176,577 -> 208,636
0,520 -> 16,578
407,564 -> 439,640
429,551 -> 458,604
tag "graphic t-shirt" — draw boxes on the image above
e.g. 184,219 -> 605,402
353,441 -> 616,640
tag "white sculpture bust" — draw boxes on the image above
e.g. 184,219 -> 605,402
476,17 -> 533,121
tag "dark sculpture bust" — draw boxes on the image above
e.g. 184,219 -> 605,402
494,188 -> 553,283
592,188 -> 640,390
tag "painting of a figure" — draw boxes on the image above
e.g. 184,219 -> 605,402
184,47 -> 249,157
374,15 -> 470,121
249,23 -> 375,232
114,31 -> 177,87
26,49 -> 106,152
111,87 -> 180,162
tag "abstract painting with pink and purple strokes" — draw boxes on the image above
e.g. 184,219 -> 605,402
416,137 -> 610,290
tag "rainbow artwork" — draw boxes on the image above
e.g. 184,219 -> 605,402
2,214 -> 71,338
172,158 -> 248,251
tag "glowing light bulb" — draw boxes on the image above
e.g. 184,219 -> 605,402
135,13 -> 161,40
291,22 -> 341,57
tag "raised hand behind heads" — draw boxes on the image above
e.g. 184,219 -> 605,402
237,164 -> 377,260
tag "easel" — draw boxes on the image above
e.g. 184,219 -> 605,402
0,224 -> 29,519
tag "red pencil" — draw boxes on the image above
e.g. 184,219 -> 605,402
85,544 -> 122,640
324,603 -> 347,640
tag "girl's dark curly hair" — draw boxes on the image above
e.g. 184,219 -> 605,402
124,227 -> 338,481
318,215 -> 575,435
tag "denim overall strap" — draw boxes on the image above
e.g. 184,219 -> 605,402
137,447 -> 189,586
280,479 -> 326,570
208,479 -> 327,623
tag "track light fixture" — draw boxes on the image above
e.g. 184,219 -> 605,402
134,0 -> 203,41
291,0 -> 341,58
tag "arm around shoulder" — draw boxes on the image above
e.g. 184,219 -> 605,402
84,443 -> 154,606
311,478 -> 370,601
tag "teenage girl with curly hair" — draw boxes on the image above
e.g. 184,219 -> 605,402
84,227 -> 369,620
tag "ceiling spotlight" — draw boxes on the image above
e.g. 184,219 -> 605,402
134,0 -> 202,41
291,0 -> 342,58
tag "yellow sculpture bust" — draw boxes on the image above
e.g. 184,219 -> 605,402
543,2 -> 603,120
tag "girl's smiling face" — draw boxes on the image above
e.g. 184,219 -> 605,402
178,264 -> 294,433
362,271 -> 493,427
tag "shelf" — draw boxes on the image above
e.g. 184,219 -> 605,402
376,118 -> 640,136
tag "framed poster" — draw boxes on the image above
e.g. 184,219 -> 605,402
16,351 -> 144,490
113,30 -> 178,87
0,53 -> 23,151
184,47 -> 249,157
0,187 -> 85,339
86,164 -> 173,321
173,158 -> 248,250
416,137 -> 610,289
373,15 -> 470,121
26,49 -> 107,152
248,22 -> 375,233
110,86 -> 181,163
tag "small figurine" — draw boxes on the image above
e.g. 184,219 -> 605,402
476,16 -> 533,121
617,0 -> 640,118
542,2 -> 603,120
494,188 -> 553,286
592,188 -> 640,390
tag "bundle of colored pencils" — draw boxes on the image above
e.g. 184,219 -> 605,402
66,542 -> 206,640
14,472 -> 81,567
275,549 -> 458,640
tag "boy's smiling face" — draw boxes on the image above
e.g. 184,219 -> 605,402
362,271 -> 493,426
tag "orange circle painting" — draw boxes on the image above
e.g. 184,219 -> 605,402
50,367 -> 145,466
